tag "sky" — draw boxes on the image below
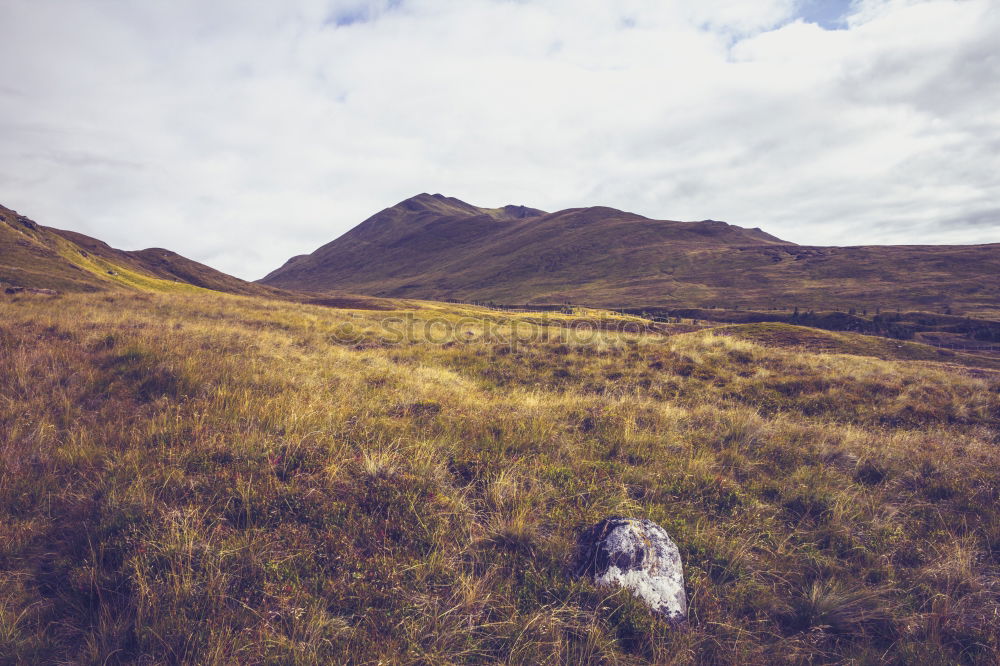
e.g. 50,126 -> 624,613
1,0 -> 998,281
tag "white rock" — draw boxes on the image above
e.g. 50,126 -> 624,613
576,517 -> 687,621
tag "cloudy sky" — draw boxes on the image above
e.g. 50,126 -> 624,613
1,0 -> 998,280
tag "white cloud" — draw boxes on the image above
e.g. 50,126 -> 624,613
0,0 -> 997,280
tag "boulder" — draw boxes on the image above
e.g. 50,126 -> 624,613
576,517 -> 687,621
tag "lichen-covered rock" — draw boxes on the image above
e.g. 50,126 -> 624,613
576,517 -> 687,621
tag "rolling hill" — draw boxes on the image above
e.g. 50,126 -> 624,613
260,193 -> 1000,315
0,203 -> 290,298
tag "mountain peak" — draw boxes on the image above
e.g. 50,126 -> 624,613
391,194 -> 547,221
500,204 -> 546,219
259,194 -> 799,299
395,193 -> 480,216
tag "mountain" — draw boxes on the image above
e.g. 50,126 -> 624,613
0,203 -> 288,298
260,193 -> 1000,314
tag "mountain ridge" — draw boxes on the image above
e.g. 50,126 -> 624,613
260,193 -> 1000,315
0,202 -> 289,298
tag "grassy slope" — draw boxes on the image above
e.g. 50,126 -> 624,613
714,322 -> 1000,370
0,203 -> 293,299
259,195 -> 1000,316
2,291 -> 999,664
0,206 -> 113,292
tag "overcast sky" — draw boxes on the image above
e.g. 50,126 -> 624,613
2,0 -> 998,280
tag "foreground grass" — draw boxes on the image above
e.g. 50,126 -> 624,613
1,292 -> 999,664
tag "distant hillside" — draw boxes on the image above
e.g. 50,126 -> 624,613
711,322 -> 1000,369
0,203 -> 289,298
260,194 -> 1000,315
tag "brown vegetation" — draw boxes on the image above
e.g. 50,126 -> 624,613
2,290 -> 999,663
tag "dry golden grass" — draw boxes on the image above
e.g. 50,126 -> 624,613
1,290 -> 998,664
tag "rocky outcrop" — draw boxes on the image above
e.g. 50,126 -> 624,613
576,517 -> 687,622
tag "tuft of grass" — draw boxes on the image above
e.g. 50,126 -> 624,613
792,579 -> 892,634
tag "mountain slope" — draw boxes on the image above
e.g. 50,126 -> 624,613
0,203 -> 289,298
260,194 -> 1000,314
